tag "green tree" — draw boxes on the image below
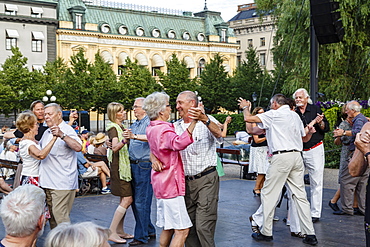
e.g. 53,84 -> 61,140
198,53 -> 231,113
157,54 -> 198,106
90,52 -> 119,114
256,0 -> 370,100
118,58 -> 162,109
0,47 -> 38,114
55,48 -> 94,110
231,48 -> 273,108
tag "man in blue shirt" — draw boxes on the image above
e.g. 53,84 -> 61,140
124,97 -> 156,246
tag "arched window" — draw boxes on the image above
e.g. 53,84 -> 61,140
197,58 -> 206,76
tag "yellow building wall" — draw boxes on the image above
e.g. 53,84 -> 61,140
57,23 -> 238,78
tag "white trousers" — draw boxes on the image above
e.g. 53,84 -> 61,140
260,152 -> 315,236
302,143 -> 325,218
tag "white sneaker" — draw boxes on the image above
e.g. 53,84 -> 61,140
101,188 -> 111,194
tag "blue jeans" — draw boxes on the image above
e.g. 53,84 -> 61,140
131,161 -> 156,243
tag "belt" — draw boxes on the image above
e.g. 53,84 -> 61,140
272,150 -> 301,155
303,141 -> 323,151
185,167 -> 216,181
130,159 -> 150,164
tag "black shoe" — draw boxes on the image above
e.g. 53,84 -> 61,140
333,210 -> 353,216
328,201 -> 340,212
249,215 -> 260,233
303,235 -> 318,245
148,233 -> 156,239
291,232 -> 306,238
251,232 -> 273,242
129,240 -> 145,246
353,208 -> 365,216
311,217 -> 320,223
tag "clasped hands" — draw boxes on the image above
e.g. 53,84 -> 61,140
237,97 -> 251,110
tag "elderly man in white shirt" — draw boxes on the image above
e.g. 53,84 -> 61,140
174,91 -> 222,247
39,103 -> 82,229
238,94 -> 318,246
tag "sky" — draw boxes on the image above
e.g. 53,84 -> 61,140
110,0 -> 255,22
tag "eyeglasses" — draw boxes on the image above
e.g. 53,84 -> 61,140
132,105 -> 142,110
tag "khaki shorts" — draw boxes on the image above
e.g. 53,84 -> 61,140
81,166 -> 99,178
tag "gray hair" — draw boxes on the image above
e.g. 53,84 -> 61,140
44,222 -> 110,247
347,100 -> 362,112
0,184 -> 45,237
270,94 -> 287,106
178,91 -> 198,105
135,97 -> 145,103
45,103 -> 62,114
293,88 -> 313,104
143,92 -> 169,121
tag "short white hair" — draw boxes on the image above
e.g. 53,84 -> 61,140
142,92 -> 169,121
293,88 -> 313,104
44,222 -> 110,247
45,103 -> 62,114
0,184 -> 45,237
347,100 -> 362,112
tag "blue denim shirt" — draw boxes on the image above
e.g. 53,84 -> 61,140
129,115 -> 150,161
350,113 -> 368,151
76,151 -> 88,175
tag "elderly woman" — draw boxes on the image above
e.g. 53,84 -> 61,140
44,221 -> 111,247
106,102 -> 133,244
143,92 -> 200,247
248,107 -> 269,196
16,111 -> 58,186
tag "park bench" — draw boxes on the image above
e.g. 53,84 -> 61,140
84,153 -> 108,164
216,148 -> 250,179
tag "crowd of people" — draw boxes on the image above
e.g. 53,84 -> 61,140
0,88 -> 369,247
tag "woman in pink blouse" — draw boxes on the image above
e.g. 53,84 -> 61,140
143,92 -> 201,247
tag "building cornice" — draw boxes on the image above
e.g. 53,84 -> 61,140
0,14 -> 58,25
57,29 -> 239,50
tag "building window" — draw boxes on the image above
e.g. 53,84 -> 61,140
237,56 -> 241,66
152,67 -> 161,76
221,29 -> 227,42
5,4 -> 18,15
182,32 -> 190,40
31,31 -> 44,52
31,7 -> 43,18
118,65 -> 126,75
118,25 -> 128,35
197,58 -> 206,77
260,37 -> 266,47
248,39 -> 253,48
260,53 -> 266,66
76,14 -> 82,29
5,29 -> 19,50
168,30 -> 176,39
101,24 -> 111,33
236,40 -> 241,46
6,38 -> 17,50
32,40 -> 42,52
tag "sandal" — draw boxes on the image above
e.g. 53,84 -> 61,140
118,233 -> 134,239
291,232 -> 306,238
108,237 -> 126,244
249,215 -> 260,233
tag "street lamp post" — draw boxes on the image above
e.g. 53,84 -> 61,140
252,92 -> 258,109
42,90 -> 56,103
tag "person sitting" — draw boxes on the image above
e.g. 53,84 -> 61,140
76,151 -> 111,194
0,184 -> 47,247
0,139 -> 18,179
44,221 -> 110,247
93,133 -> 108,156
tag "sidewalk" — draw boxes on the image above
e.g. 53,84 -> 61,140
0,169 -> 363,247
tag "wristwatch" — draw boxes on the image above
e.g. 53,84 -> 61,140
204,116 -> 211,126
365,152 -> 370,163
61,133 -> 67,140
134,134 -> 138,140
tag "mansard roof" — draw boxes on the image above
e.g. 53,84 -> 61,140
229,8 -> 271,22
58,0 -> 234,40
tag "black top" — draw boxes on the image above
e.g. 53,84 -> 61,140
251,134 -> 267,147
14,122 -> 49,141
295,104 -> 329,149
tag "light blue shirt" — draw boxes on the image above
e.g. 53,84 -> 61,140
128,115 -> 150,161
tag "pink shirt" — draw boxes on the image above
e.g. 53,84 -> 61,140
146,120 -> 193,199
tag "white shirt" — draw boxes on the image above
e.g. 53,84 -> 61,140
39,121 -> 81,190
19,139 -> 40,177
235,131 -> 250,143
257,105 -> 306,153
174,115 -> 222,176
